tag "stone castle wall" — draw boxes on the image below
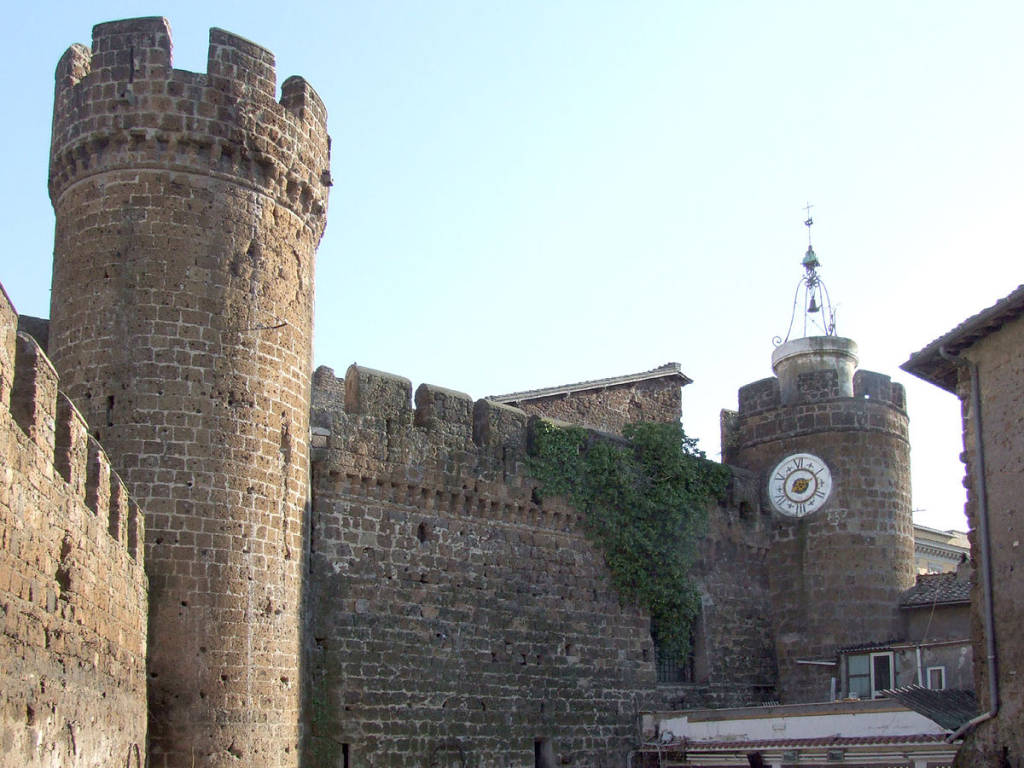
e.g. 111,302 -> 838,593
725,368 -> 915,703
0,285 -> 148,765
46,19 -> 330,767
305,365 -> 660,768
658,467 -> 777,710
0,15 -> 939,764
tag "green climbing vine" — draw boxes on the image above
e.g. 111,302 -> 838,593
527,420 -> 729,662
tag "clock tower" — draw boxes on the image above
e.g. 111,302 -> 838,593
721,223 -> 915,703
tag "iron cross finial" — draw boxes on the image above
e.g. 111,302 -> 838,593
803,202 -> 814,243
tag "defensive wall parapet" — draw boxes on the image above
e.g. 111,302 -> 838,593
50,17 -> 329,237
724,369 -> 908,462
313,364 -> 535,495
307,364 -> 656,766
735,369 -> 906,415
0,283 -> 148,765
306,364 -> 784,763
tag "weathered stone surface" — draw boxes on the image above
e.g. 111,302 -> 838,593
955,316 -> 1024,766
0,14 -> 962,767
657,469 -> 778,711
306,369 -> 659,767
0,288 -> 148,766
500,375 -> 685,437
727,355 -> 915,704
46,18 -> 329,768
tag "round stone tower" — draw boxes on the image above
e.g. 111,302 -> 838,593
47,18 -> 329,767
723,334 -> 914,703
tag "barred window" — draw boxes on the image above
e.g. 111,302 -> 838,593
655,647 -> 694,684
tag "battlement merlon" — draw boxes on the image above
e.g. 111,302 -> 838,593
0,283 -> 16,409
312,364 -> 532,452
853,369 -> 906,410
735,369 -> 906,415
0,286 -> 144,563
312,364 -> 765,517
50,18 -> 330,237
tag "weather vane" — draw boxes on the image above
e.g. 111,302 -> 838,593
775,204 -> 837,344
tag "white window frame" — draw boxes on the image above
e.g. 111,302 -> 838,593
869,651 -> 895,697
846,651 -> 894,699
927,665 -> 946,690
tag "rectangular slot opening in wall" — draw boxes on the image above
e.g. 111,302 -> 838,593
535,738 -> 555,768
341,743 -> 349,768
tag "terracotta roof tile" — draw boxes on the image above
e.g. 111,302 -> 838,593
836,639 -> 902,653
900,571 -> 971,607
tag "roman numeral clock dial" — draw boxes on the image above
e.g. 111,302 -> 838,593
768,453 -> 833,517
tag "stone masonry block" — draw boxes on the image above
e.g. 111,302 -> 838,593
54,393 -> 89,498
90,17 -> 173,75
345,365 -> 412,419
281,76 -> 328,132
11,333 -> 58,459
853,369 -> 894,405
108,475 -> 128,544
737,377 -> 780,414
208,28 -> 276,100
414,383 -> 473,432
84,436 -> 111,521
0,284 -> 17,409
472,399 -> 528,450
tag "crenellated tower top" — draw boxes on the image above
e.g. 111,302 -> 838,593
46,19 -> 330,766
50,17 -> 330,240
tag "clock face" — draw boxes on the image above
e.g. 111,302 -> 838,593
769,453 -> 832,517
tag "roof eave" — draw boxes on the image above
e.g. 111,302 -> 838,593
902,284 -> 1024,393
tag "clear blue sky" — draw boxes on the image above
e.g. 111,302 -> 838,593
3,1 -> 1021,531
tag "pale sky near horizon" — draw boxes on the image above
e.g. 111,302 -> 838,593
2,1 -> 1021,533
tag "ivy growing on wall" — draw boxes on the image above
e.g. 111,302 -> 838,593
528,420 -> 729,662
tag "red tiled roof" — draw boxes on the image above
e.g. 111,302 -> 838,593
900,571 -> 971,607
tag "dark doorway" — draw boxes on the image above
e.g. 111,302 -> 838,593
534,738 -> 555,768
